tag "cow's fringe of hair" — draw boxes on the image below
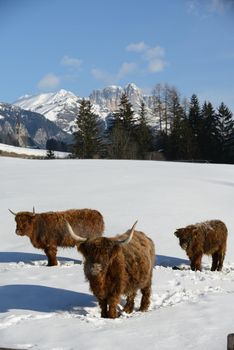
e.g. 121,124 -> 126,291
195,221 -> 214,233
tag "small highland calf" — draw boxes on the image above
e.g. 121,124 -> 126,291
174,219 -> 227,271
9,208 -> 104,266
67,221 -> 155,318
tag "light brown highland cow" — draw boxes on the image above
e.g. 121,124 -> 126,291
174,220 -> 227,271
67,221 -> 155,318
9,208 -> 104,266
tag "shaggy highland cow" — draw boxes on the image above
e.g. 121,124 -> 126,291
174,220 -> 227,271
67,221 -> 155,318
9,208 -> 104,266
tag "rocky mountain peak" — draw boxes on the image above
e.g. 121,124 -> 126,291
14,83 -> 155,133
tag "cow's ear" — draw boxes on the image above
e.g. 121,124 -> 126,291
77,242 -> 87,255
174,229 -> 181,238
28,214 -> 36,222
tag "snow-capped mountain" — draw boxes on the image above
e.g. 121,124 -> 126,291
15,89 -> 80,133
14,83 -> 154,133
0,103 -> 72,148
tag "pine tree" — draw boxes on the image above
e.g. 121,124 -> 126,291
73,98 -> 102,159
115,93 -> 135,131
135,102 -> 153,158
107,93 -> 137,159
200,101 -> 220,162
216,102 -> 234,163
188,94 -> 202,158
46,138 -> 56,159
189,94 -> 201,131
166,93 -> 194,160
46,149 -> 55,159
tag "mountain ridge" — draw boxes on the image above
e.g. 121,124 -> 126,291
0,102 -> 72,148
14,83 -> 155,133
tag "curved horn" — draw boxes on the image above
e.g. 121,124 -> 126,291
66,221 -> 87,243
8,209 -> 16,216
117,220 -> 138,245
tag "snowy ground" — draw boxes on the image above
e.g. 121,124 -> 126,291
1,157 -> 234,349
0,143 -> 69,158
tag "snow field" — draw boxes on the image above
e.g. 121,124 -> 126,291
0,143 -> 69,158
0,157 -> 234,349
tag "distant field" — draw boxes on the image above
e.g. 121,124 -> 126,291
0,143 -> 70,159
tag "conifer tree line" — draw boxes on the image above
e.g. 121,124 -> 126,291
72,85 -> 234,163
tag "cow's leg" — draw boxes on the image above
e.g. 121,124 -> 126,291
190,259 -> 195,271
211,252 -> 219,271
139,286 -> 151,312
99,299 -> 108,318
217,250 -> 225,271
44,245 -> 58,266
191,254 -> 202,271
123,291 -> 136,314
107,295 -> 120,319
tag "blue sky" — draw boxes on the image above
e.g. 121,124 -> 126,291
1,0 -> 234,110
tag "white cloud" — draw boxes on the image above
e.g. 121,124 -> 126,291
37,73 -> 60,91
187,0 -> 198,13
91,62 -> 137,84
91,68 -> 113,85
187,0 -> 234,15
61,55 -> 82,68
209,0 -> 225,12
126,41 -> 166,73
116,62 -> 137,80
92,42 -> 166,84
126,42 -> 148,53
208,0 -> 234,13
148,59 -> 166,73
37,55 -> 83,92
144,46 -> 165,60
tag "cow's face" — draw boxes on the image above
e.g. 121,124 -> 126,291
80,237 -> 120,278
67,220 -> 136,278
15,212 -> 36,237
174,226 -> 196,251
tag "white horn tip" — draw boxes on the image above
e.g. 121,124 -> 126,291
66,221 -> 87,243
8,209 -> 16,216
132,220 -> 138,229
118,220 -> 137,245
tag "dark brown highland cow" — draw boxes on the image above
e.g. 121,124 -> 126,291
174,220 -> 227,271
9,208 -> 104,266
67,221 -> 155,319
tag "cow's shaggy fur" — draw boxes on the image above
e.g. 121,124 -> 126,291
174,220 -> 227,271
11,209 -> 104,266
67,222 -> 155,318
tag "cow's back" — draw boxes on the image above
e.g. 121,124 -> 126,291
34,209 -> 104,247
122,230 -> 155,291
202,220 -> 228,253
68,209 -> 104,238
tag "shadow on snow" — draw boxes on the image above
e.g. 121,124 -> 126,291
0,284 -> 96,313
0,252 -> 81,265
156,254 -> 189,268
0,252 -> 189,269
